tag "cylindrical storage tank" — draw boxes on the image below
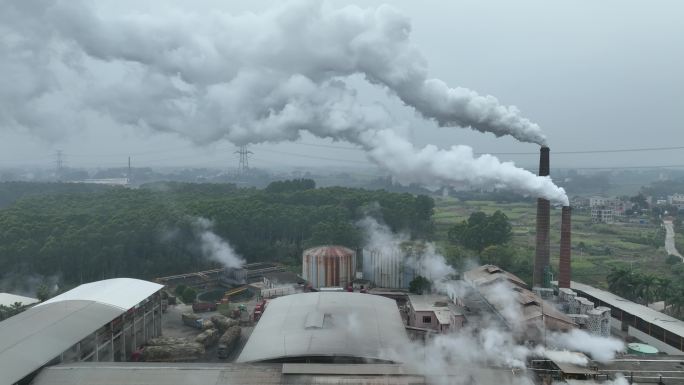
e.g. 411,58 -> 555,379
627,343 -> 659,356
302,246 -> 355,289
362,248 -> 412,289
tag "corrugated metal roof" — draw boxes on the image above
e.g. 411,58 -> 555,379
31,363 -> 284,385
30,362 -> 533,385
464,266 -> 575,331
0,300 -> 123,385
569,281 -> 684,338
0,292 -> 39,307
302,245 -> 354,259
39,278 -> 163,311
463,264 -> 528,288
237,292 -> 409,363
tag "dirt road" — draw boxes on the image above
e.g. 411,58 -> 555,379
663,220 -> 683,261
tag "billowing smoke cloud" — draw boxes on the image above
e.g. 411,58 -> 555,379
193,217 -> 245,269
361,218 -> 624,381
549,329 -> 624,363
0,0 -> 569,204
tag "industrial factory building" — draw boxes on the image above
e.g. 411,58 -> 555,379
0,278 -> 163,385
464,265 -> 576,336
301,246 -> 356,289
407,294 -> 465,333
237,291 -> 409,363
562,281 -> 684,354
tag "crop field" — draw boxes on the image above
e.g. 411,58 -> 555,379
433,197 -> 672,288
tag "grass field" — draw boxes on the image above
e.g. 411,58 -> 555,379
433,197 -> 672,288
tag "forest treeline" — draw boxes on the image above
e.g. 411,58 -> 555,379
0,181 -> 434,287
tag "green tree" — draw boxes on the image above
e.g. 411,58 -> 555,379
607,267 -> 635,298
181,287 -> 197,304
480,245 -> 515,269
666,255 -> 682,265
448,211 -> 512,253
409,275 -> 432,294
36,284 -> 50,302
174,284 -> 187,297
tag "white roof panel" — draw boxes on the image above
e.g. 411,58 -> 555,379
0,292 -> 39,307
39,278 -> 163,311
0,300 -> 123,385
237,292 -> 409,363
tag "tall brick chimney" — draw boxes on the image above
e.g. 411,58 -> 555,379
558,206 -> 572,288
534,146 -> 551,287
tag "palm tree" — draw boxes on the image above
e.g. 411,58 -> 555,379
636,274 -> 657,304
655,277 -> 672,308
666,284 -> 684,318
607,267 -> 634,298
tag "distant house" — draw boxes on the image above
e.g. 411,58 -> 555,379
589,196 -> 631,223
591,207 -> 614,224
668,194 -> 684,210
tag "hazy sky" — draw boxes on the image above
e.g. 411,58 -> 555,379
1,0 -> 682,172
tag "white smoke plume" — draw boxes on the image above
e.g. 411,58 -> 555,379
548,329 -> 625,363
193,217 -> 245,269
0,1 -> 569,204
360,219 -> 625,381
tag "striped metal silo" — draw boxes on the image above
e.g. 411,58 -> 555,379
302,246 -> 356,289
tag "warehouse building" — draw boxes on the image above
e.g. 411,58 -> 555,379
237,291 -> 409,363
30,362 -> 533,385
0,278 -> 163,385
566,281 -> 684,354
463,265 -> 575,338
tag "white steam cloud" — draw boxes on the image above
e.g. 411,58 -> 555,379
0,0 -> 569,204
549,329 -> 625,363
362,219 -> 624,382
193,217 -> 245,269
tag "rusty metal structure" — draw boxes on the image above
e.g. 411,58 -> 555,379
302,246 -> 355,289
534,146 -> 551,287
558,206 -> 572,288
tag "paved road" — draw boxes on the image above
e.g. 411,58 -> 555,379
663,220 -> 683,261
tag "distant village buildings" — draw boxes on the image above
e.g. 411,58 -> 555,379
589,196 -> 632,224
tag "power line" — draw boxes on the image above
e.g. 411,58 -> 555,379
477,145 -> 684,156
256,147 -> 372,165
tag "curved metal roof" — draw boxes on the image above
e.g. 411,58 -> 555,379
303,246 -> 355,259
237,292 -> 409,363
0,300 -> 124,385
39,278 -> 163,311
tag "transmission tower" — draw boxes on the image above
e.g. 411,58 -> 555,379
54,150 -> 64,180
234,145 -> 253,176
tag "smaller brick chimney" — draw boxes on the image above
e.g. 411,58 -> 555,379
558,206 -> 572,288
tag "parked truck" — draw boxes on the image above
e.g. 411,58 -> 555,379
217,325 -> 241,360
192,301 -> 217,312
182,312 -> 213,330
253,299 -> 268,322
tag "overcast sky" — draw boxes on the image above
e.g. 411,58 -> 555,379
1,0 -> 682,172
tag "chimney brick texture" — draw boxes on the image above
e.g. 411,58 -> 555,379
558,206 -> 572,288
534,146 -> 551,287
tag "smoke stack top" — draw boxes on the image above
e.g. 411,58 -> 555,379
539,146 -> 550,177
558,206 -> 572,288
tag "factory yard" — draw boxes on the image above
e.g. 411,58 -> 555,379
434,197 -> 674,288
162,299 -> 255,363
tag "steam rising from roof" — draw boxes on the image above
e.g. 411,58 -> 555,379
0,0 -> 568,203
